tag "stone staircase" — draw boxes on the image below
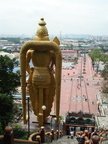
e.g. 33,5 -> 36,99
44,136 -> 77,144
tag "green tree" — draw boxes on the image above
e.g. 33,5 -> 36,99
102,80 -> 108,93
0,122 -> 3,134
89,48 -> 102,62
0,55 -> 20,94
101,63 -> 108,94
88,48 -> 107,72
101,54 -> 108,63
0,93 -> 13,129
0,55 -> 20,130
101,63 -> 108,80
13,124 -> 28,139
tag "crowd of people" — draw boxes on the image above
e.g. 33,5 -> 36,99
68,128 -> 108,144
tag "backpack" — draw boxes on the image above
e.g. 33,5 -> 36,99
76,136 -> 85,144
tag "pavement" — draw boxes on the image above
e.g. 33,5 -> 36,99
58,55 -> 101,117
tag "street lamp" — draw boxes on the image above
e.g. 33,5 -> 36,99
42,105 -> 46,111
27,96 -> 30,138
102,123 -> 104,129
42,105 -> 46,125
96,58 -> 99,73
54,117 -> 57,121
50,115 -> 56,129
54,117 -> 57,130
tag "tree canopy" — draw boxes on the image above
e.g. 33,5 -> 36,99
0,93 -> 13,129
101,63 -> 108,80
89,48 -> 108,63
0,55 -> 20,94
89,49 -> 102,62
0,55 -> 20,130
89,49 -> 108,94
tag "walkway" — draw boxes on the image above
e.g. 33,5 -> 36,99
59,54 -> 101,116
45,136 -> 77,144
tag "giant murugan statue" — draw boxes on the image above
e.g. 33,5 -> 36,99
20,18 -> 62,126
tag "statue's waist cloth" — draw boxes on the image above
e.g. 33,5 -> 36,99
32,67 -> 53,85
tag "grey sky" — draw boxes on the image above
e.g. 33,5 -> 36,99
0,0 -> 108,36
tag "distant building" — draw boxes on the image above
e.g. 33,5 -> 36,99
62,50 -> 78,61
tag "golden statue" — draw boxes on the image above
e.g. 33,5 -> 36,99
20,18 -> 62,126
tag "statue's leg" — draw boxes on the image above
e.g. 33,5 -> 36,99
27,84 -> 35,112
40,87 -> 50,124
32,84 -> 39,115
38,88 -> 44,126
43,85 -> 55,117
44,88 -> 49,116
27,68 -> 38,113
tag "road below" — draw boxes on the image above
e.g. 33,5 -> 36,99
58,54 -> 102,116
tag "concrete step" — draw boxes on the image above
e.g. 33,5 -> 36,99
44,136 -> 77,144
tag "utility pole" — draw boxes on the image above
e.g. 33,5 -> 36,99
27,97 -> 30,138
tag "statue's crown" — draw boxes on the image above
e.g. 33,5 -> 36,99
34,18 -> 49,41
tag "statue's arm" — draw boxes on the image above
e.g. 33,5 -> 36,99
50,52 -> 56,73
26,50 -> 32,74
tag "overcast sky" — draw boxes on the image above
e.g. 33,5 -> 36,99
0,0 -> 108,36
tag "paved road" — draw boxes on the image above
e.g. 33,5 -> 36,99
58,54 -> 102,116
